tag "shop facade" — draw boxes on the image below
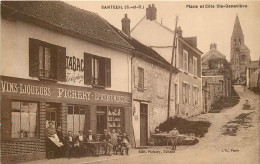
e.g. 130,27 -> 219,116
0,76 -> 131,163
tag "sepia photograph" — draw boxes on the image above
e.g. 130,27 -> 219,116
0,1 -> 259,164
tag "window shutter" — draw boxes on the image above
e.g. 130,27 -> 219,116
134,67 -> 139,88
144,70 -> 148,90
56,46 -> 66,81
182,83 -> 185,104
1,98 -> 11,140
29,38 -> 40,77
84,53 -> 92,85
105,58 -> 111,87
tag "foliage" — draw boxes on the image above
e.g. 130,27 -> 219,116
158,117 -> 211,138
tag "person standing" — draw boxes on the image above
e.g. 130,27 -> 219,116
45,121 -> 58,159
169,127 -> 179,152
110,129 -> 118,154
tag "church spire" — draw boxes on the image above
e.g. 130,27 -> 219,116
232,15 -> 244,37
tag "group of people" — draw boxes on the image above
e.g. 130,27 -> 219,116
45,122 -> 130,159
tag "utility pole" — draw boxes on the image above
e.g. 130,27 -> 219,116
167,16 -> 179,119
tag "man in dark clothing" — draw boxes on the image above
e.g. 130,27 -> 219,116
74,131 -> 87,157
65,131 -> 75,158
99,129 -> 112,156
86,130 -> 98,156
118,132 -> 130,155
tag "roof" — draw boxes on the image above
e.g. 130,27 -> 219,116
232,15 -> 244,37
131,18 -> 203,55
202,48 -> 226,63
111,24 -> 180,73
1,1 -> 133,50
247,61 -> 259,69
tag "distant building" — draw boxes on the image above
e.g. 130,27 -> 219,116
246,60 -> 259,88
131,4 -> 204,117
246,60 -> 260,91
202,43 -> 232,112
230,15 -> 251,85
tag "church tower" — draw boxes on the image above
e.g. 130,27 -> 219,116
230,15 -> 250,84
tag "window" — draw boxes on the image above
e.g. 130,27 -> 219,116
193,57 -> 197,76
84,53 -> 111,87
67,105 -> 89,134
183,50 -> 188,72
11,101 -> 38,138
182,83 -> 190,104
138,67 -> 144,91
193,87 -> 199,106
29,38 -> 66,81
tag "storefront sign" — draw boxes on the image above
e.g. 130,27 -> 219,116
66,55 -> 84,84
0,76 -> 130,105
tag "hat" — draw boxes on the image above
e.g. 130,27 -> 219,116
103,129 -> 108,132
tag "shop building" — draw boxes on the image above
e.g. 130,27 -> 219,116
131,4 -> 203,117
1,1 -> 133,163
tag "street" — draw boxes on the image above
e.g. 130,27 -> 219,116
92,85 -> 259,164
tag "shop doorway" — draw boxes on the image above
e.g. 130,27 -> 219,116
46,103 -> 59,128
96,106 -> 107,134
140,103 -> 148,146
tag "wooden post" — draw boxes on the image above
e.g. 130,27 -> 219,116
167,16 -> 179,119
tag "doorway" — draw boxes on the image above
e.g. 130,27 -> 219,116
140,103 -> 148,146
46,103 -> 59,128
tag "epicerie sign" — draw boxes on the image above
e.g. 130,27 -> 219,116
0,80 -> 130,104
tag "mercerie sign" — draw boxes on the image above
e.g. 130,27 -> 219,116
0,76 -> 130,105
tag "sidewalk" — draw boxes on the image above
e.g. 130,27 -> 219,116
22,148 -> 144,164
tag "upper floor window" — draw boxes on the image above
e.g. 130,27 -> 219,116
29,38 -> 66,81
183,50 -> 188,72
193,57 -> 197,77
138,67 -> 144,91
84,53 -> 111,87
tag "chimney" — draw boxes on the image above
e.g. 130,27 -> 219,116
146,4 -> 157,21
210,43 -> 217,50
175,26 -> 183,37
121,14 -> 131,36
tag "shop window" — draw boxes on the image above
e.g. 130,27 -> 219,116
138,67 -> 144,91
67,105 -> 89,135
108,107 -> 124,134
84,53 -> 111,87
29,38 -> 66,81
96,106 -> 107,134
11,101 -> 38,138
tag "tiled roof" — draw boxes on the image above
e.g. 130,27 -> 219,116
110,24 -> 179,73
1,1 -> 133,50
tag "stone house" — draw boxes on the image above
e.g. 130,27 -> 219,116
114,14 -> 180,147
131,4 -> 204,117
202,43 -> 232,112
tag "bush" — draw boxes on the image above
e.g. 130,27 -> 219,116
158,117 -> 211,137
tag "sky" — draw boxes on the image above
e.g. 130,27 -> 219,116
66,1 -> 260,61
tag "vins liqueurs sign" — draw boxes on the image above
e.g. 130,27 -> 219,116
0,77 -> 130,104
